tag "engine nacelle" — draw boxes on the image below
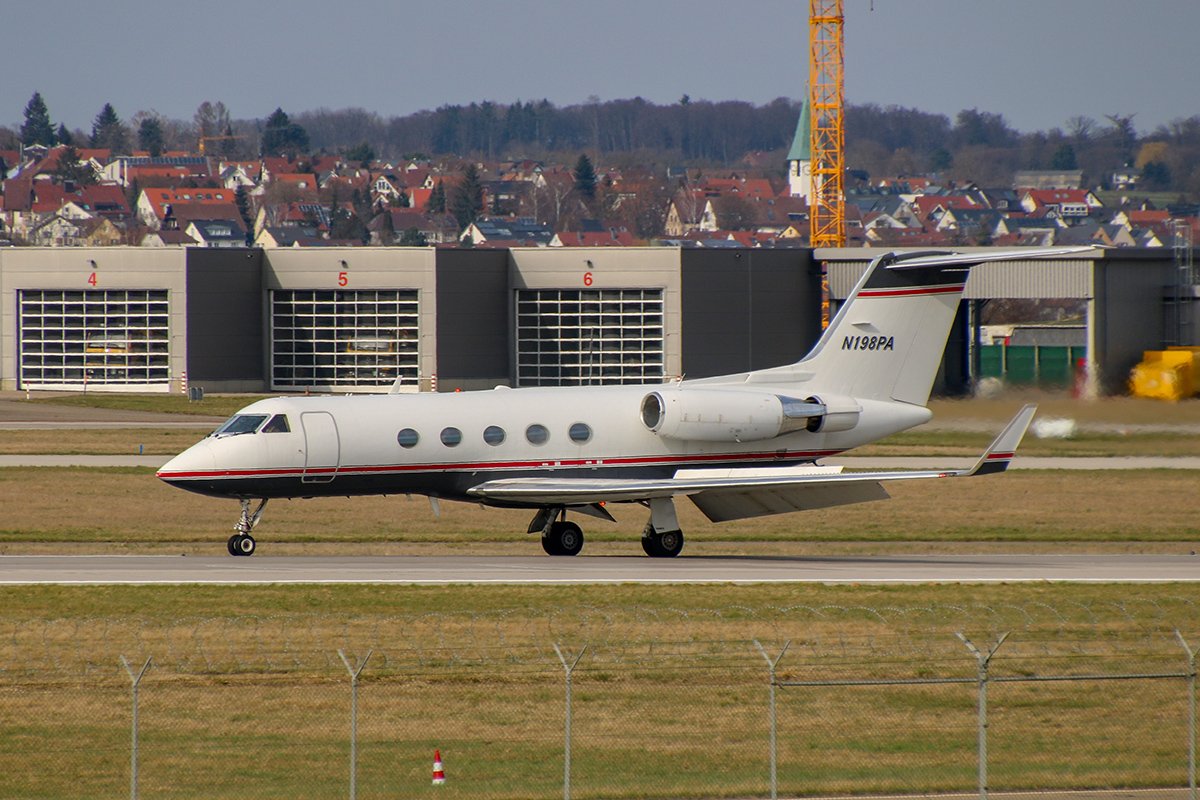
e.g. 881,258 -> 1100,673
802,394 -> 862,433
640,389 -> 811,443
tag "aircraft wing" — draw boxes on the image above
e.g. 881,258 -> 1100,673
468,405 -> 1037,523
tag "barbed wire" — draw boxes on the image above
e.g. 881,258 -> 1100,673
2,598 -> 1196,679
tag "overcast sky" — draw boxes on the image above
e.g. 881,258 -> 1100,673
4,0 -> 1198,137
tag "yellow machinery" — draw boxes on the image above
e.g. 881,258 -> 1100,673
1129,347 -> 1200,401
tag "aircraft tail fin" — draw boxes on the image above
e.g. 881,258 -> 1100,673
784,247 -> 1093,406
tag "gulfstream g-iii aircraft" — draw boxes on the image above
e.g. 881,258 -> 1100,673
159,247 -> 1088,557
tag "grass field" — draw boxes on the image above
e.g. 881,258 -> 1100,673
2,584 -> 1197,799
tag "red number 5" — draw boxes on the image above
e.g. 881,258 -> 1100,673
338,271 -> 348,287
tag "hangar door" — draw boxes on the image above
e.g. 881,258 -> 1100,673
270,289 -> 419,392
516,288 -> 665,386
18,289 -> 171,391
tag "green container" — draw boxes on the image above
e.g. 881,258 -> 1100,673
1005,346 -> 1037,385
979,345 -> 1005,378
1037,346 -> 1073,387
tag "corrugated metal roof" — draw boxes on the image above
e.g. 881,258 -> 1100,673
823,250 -> 1099,299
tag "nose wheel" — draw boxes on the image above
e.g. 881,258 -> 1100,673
229,498 -> 268,557
227,533 -> 256,556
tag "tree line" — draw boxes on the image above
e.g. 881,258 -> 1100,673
4,91 -> 1200,196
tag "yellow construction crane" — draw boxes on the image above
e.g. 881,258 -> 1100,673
809,0 -> 845,247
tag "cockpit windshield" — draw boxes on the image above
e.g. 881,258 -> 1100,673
212,414 -> 270,437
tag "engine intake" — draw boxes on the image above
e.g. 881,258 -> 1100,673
641,389 -> 859,442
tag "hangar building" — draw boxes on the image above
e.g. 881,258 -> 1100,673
0,247 -> 823,394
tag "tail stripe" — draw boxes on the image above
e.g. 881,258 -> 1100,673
859,284 -> 965,298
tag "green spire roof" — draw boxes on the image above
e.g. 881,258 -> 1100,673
786,99 -> 810,162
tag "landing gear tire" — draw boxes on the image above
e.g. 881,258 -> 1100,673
542,520 -> 584,556
228,533 -> 256,557
229,498 -> 268,557
641,527 -> 684,558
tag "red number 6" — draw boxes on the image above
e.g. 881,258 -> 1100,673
583,272 -> 593,286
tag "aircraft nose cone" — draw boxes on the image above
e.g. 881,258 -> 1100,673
157,440 -> 216,482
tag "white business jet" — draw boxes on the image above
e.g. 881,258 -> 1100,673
159,247 -> 1088,557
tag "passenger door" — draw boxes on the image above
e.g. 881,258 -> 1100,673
301,412 -> 340,483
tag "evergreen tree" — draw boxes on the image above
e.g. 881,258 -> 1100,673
345,142 -> 374,166
1050,143 -> 1078,170
427,180 -> 447,213
90,103 -> 129,152
54,144 -> 95,186
55,124 -> 72,146
138,117 -> 166,157
235,186 -> 254,243
260,107 -> 310,156
573,153 -> 597,200
375,209 -> 396,243
450,164 -> 484,229
398,227 -> 428,246
20,92 -> 55,147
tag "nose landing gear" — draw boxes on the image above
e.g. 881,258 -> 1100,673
228,498 -> 268,556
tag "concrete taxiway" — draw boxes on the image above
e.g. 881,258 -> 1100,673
2,553 -> 1198,584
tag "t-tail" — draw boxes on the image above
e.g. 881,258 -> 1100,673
753,247 -> 1095,406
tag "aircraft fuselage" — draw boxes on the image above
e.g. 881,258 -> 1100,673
157,384 -> 930,505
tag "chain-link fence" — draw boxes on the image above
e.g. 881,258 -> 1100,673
2,603 -> 1198,800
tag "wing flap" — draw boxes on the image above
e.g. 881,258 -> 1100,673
690,481 -> 890,522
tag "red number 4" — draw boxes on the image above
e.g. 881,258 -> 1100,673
87,272 -> 98,287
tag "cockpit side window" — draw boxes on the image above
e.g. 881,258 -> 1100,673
213,414 -> 269,436
262,414 -> 290,433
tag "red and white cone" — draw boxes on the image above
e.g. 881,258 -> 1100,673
432,749 -> 446,785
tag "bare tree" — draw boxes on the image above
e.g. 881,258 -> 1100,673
1065,115 -> 1096,142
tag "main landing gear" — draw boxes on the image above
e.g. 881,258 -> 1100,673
530,508 -> 585,556
228,498 -> 268,557
641,523 -> 685,558
528,498 -> 686,558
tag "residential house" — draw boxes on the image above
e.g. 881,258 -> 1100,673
1019,189 -> 1102,219
184,219 -> 247,248
102,155 -> 210,187
550,228 -> 635,247
368,209 -> 459,245
137,187 -> 237,229
461,217 -> 553,247
255,226 -> 328,247
140,229 -> 197,247
1012,170 -> 1084,190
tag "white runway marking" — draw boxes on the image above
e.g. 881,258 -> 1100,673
2,554 -> 1198,585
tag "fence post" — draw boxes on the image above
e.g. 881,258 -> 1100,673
338,649 -> 373,800
755,640 -> 791,800
957,632 -> 1009,800
1178,631 -> 1197,800
554,643 -> 586,800
120,656 -> 152,800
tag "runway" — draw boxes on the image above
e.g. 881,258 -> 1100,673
3,553 -> 1199,584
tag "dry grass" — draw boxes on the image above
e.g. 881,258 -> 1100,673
1,467 -> 1199,554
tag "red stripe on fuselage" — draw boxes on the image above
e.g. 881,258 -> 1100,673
156,448 -> 844,482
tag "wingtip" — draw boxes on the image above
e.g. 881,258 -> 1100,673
962,403 -> 1038,476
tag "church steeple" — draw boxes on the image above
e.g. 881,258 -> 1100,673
787,99 -> 812,200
